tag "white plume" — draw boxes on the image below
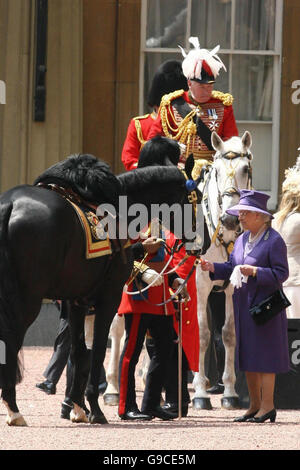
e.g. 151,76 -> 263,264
295,155 -> 300,172
179,36 -> 226,80
189,37 -> 200,49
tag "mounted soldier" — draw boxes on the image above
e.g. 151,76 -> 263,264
148,36 -> 240,399
147,36 -> 238,170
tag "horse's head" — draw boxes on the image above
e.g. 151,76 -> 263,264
211,131 -> 253,232
117,154 -> 203,252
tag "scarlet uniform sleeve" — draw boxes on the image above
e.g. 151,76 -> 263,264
121,119 -> 141,171
218,105 -> 238,140
147,113 -> 165,139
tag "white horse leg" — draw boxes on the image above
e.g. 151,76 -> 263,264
192,271 -> 213,410
103,314 -> 125,406
2,400 -> 27,426
220,290 -> 239,409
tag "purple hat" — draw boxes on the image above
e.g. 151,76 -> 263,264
226,190 -> 273,219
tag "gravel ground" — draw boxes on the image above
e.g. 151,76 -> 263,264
0,347 -> 299,452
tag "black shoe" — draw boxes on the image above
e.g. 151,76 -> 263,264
61,398 -> 90,420
248,409 -> 277,423
234,410 -> 259,422
207,383 -> 224,395
36,380 -> 56,395
162,402 -> 188,417
61,400 -> 73,420
120,409 -> 152,421
143,405 -> 177,421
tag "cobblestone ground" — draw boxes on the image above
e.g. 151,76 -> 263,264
0,347 -> 299,451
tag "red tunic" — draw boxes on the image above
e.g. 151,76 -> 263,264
147,90 -> 238,164
166,233 -> 199,372
121,112 -> 157,171
117,245 -> 176,317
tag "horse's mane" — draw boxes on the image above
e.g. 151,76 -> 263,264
117,165 -> 185,194
34,154 -> 122,206
138,135 -> 180,168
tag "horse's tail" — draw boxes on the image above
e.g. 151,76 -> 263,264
0,202 -> 24,389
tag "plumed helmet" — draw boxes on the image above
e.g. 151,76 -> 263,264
147,59 -> 188,107
179,37 -> 226,84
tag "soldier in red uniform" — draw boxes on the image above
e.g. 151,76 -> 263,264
162,233 -> 199,417
121,59 -> 188,171
147,37 -> 238,168
117,227 -> 190,421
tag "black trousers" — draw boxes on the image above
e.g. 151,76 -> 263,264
118,313 -> 174,416
43,317 -> 71,385
146,332 -> 190,405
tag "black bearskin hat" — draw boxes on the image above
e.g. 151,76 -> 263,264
147,60 -> 188,108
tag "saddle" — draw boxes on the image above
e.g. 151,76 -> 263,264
37,183 -> 129,260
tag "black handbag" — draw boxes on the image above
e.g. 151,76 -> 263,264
249,288 -> 291,326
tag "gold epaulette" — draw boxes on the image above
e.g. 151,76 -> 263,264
133,113 -> 150,121
134,115 -> 150,146
160,89 -> 185,107
160,89 -> 196,143
211,90 -> 234,106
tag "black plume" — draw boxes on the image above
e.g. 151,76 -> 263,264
34,154 -> 122,206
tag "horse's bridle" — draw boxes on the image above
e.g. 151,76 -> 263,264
125,170 -> 202,302
202,150 -> 252,253
180,168 -> 201,247
217,151 -> 252,207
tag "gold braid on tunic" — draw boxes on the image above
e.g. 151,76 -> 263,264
159,89 -> 234,158
134,111 -> 157,147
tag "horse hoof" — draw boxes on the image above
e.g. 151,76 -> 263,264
221,396 -> 240,410
103,393 -> 119,406
192,397 -> 212,410
89,413 -> 109,425
70,409 -> 89,423
6,413 -> 28,426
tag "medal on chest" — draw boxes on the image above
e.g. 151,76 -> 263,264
207,108 -> 219,131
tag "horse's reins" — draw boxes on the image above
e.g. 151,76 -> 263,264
131,256 -> 200,308
124,244 -> 191,297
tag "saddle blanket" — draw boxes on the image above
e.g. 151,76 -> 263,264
68,200 -> 112,259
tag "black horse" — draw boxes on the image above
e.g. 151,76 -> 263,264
0,153 -> 200,426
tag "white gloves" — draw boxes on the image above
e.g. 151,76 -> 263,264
230,265 -> 248,289
141,269 -> 163,286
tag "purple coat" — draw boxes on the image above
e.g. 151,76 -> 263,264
210,227 -> 290,373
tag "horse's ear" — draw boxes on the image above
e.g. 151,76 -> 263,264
211,131 -> 223,152
185,154 -> 195,180
241,130 -> 252,150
